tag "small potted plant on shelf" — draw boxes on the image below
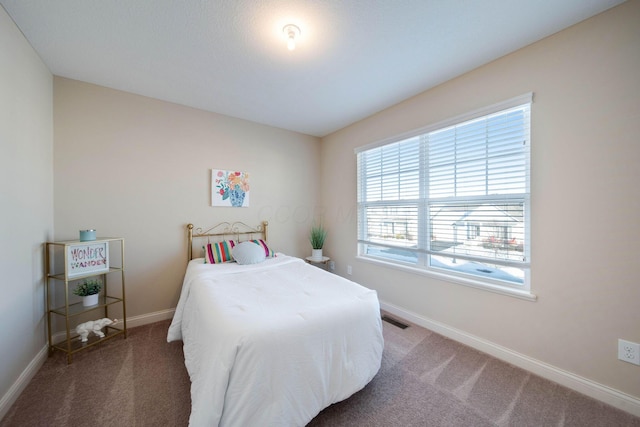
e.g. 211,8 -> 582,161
309,224 -> 328,261
73,279 -> 103,307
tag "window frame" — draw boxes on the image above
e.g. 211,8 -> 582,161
355,93 -> 535,300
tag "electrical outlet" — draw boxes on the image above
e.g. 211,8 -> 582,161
618,339 -> 640,365
347,265 -> 352,275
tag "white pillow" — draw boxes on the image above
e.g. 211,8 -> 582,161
233,241 -> 267,265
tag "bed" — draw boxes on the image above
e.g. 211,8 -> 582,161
167,221 -> 384,426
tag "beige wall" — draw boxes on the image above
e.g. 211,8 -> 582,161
0,5 -> 53,416
54,77 -> 321,321
321,1 -> 640,399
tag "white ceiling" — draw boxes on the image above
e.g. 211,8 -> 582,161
1,0 -> 624,137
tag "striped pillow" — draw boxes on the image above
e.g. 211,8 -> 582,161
248,239 -> 275,258
203,240 -> 236,264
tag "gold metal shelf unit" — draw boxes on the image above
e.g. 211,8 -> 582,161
45,237 -> 127,363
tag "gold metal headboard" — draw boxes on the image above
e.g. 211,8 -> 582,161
187,221 -> 269,261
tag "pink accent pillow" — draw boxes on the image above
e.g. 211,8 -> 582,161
248,239 -> 275,258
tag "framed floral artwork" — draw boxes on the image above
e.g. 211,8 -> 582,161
212,169 -> 250,207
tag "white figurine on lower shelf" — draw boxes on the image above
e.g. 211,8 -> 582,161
75,318 -> 118,342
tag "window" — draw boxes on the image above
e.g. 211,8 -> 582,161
356,94 -> 531,295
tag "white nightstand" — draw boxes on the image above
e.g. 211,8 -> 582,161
305,256 -> 331,270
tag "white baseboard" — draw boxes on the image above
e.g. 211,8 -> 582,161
380,300 -> 640,418
0,308 -> 176,422
125,308 -> 175,328
0,345 -> 48,421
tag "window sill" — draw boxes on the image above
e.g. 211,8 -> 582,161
356,255 -> 537,302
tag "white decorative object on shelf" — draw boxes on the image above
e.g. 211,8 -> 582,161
82,293 -> 99,306
72,279 -> 102,306
311,249 -> 323,261
75,318 -> 118,343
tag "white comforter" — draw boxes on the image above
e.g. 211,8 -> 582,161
167,254 -> 383,427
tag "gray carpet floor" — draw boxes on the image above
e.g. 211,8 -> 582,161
2,315 -> 639,426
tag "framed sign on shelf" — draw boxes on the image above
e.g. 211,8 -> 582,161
66,241 -> 110,278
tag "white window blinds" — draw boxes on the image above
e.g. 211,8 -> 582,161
357,94 -> 531,289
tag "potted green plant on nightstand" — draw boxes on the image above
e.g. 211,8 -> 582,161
309,224 -> 328,261
73,279 -> 103,307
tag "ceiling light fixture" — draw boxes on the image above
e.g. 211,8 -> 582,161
282,24 -> 301,51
